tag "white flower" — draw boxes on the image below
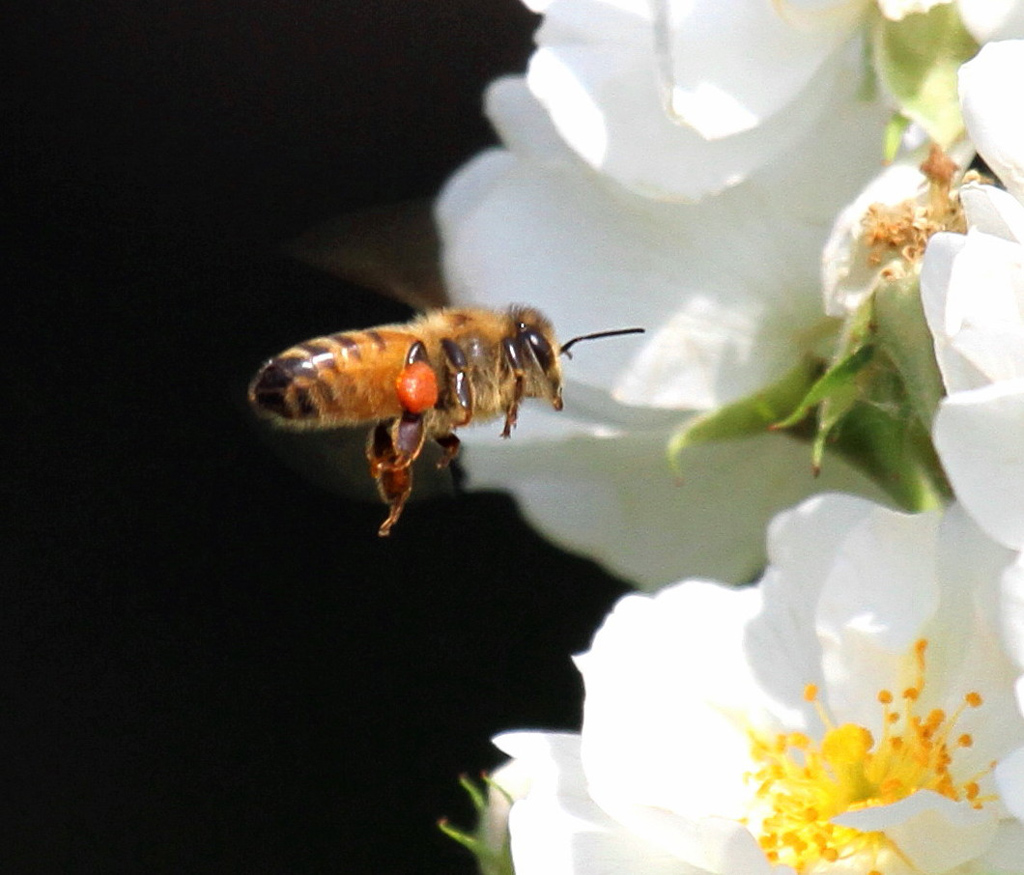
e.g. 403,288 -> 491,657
523,0 -> 890,200
821,161 -> 934,317
495,494 -> 1024,874
921,40 -> 1024,550
438,76 -> 891,587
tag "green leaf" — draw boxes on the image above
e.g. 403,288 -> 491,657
872,4 -> 979,148
667,359 -> 821,473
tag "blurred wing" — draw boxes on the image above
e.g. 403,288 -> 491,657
283,199 -> 448,311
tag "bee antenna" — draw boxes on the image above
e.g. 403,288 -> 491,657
560,327 -> 645,358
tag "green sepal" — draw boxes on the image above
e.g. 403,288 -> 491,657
872,4 -> 978,148
780,296 -> 876,472
667,358 -> 821,475
826,397 -> 951,512
796,278 -> 950,511
873,273 -> 945,427
439,775 -> 514,875
773,344 -> 875,433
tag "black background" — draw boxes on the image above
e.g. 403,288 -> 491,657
7,2 -> 630,871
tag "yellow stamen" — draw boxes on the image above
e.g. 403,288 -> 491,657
745,638 -> 991,873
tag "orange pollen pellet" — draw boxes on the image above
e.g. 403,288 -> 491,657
396,361 -> 440,413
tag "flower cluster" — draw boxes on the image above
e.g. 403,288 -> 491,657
438,0 -> 1024,589
431,1 -> 1024,873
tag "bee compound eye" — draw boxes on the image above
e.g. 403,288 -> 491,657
521,327 -> 554,371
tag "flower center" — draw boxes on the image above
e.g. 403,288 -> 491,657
860,145 -> 968,273
743,638 -> 989,874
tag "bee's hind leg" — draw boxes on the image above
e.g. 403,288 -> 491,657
376,465 -> 413,537
367,413 -> 427,537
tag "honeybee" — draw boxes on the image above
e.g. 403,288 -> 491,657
248,307 -> 643,536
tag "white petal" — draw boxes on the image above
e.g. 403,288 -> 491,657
484,75 -> 579,167
578,582 -> 767,821
526,0 -> 872,199
931,507 -> 1024,770
653,0 -> 859,139
750,494 -> 881,704
816,506 -> 944,729
920,230 -> 967,346
509,805 -> 698,875
491,732 -> 700,875
1000,558 -> 1024,669
973,817 -> 1024,872
997,741 -> 1024,823
960,40 -> 1024,203
492,731 -> 585,798
934,380 -> 1024,550
958,0 -> 1024,42
920,228 -> 1024,392
961,182 -> 1024,244
834,791 -> 997,872
459,419 -> 891,589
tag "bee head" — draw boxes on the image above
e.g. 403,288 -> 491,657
507,307 -> 645,411
510,307 -> 564,409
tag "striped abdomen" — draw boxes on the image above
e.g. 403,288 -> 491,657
248,328 -> 416,425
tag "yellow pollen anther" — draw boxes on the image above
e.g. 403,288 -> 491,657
745,638 -> 992,873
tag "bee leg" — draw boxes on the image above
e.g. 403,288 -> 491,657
501,376 -> 524,438
376,465 -> 413,537
366,413 -> 427,537
500,337 -> 526,438
441,339 -> 474,426
434,432 -> 461,468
